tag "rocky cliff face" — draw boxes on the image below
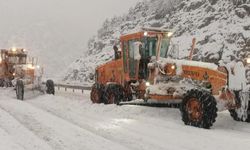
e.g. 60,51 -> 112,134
63,0 -> 250,85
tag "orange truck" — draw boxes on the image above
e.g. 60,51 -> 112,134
91,27 -> 250,129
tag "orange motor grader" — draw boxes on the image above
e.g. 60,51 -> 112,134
90,28 -> 250,129
0,48 -> 55,100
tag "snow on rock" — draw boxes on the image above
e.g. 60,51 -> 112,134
63,0 -> 250,85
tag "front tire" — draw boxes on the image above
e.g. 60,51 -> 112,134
16,80 -> 24,100
46,80 -> 55,95
180,89 -> 218,129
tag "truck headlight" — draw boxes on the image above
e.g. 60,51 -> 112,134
12,47 -> 17,52
146,82 -> 151,87
28,64 -> 35,69
168,32 -> 173,37
247,58 -> 250,64
171,64 -> 176,70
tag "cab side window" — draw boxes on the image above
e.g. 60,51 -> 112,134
123,41 -> 128,73
128,40 -> 138,78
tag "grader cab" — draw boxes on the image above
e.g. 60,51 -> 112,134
0,48 -> 27,87
91,28 -> 250,129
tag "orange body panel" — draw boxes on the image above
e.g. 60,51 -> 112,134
181,65 -> 227,95
164,64 -> 227,95
25,69 -> 35,80
97,59 -> 124,85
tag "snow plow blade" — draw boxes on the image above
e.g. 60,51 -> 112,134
118,99 -> 181,108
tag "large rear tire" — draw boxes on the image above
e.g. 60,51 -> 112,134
90,83 -> 103,104
46,80 -> 55,95
180,89 -> 218,129
103,84 -> 124,104
16,80 -> 24,100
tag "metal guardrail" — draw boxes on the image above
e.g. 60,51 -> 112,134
55,83 -> 92,93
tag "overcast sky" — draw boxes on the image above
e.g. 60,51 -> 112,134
0,0 -> 142,77
0,0 -> 141,47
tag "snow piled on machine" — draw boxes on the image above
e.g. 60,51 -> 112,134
157,57 -> 218,75
146,57 -> 220,97
147,80 -> 197,98
226,60 -> 247,90
63,0 -> 250,85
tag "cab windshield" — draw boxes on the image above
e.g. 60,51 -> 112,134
159,36 -> 170,58
8,56 -> 27,64
141,36 -> 170,59
141,37 -> 157,59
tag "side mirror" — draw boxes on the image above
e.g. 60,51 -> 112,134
113,45 -> 118,51
89,73 -> 95,81
247,58 -> 250,64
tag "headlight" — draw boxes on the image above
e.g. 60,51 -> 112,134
144,31 -> 148,36
247,58 -> 250,64
27,64 -> 35,69
13,73 -> 15,76
146,82 -> 151,87
171,64 -> 176,70
167,32 -> 173,37
12,47 -> 17,52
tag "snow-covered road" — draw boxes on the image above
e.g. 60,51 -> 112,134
0,88 -> 250,150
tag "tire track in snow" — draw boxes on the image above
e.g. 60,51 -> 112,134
29,93 -> 250,150
27,95 -> 201,150
2,89 -> 250,150
0,98 -> 129,150
29,104 -> 171,150
0,127 -> 26,150
55,89 -> 250,133
0,107 -> 53,150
